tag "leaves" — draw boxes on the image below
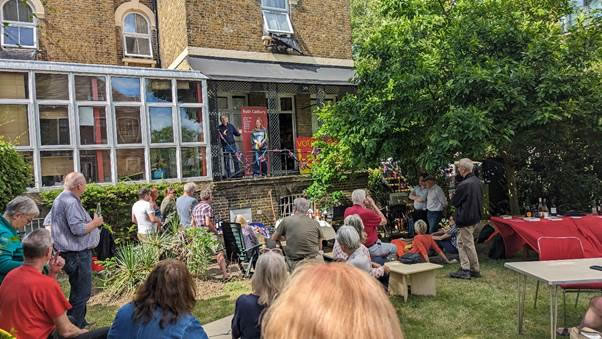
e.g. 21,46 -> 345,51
0,138 -> 31,211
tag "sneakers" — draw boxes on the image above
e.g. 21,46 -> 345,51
449,269 -> 471,280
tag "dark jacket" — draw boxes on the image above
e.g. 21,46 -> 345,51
218,123 -> 240,146
451,173 -> 483,227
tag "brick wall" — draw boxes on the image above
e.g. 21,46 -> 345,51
157,0 -> 189,67
184,0 -> 352,60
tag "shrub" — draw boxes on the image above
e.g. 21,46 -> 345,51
0,138 -> 31,210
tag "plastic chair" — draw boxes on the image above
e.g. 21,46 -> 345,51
221,222 -> 261,277
534,237 -> 602,326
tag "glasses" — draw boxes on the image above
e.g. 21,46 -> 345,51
260,248 -> 283,256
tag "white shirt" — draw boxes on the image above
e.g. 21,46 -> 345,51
427,184 -> 448,212
411,186 -> 428,210
132,200 -> 156,234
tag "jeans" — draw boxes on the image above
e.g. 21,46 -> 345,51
222,144 -> 240,178
253,150 -> 268,176
427,210 -> 443,234
436,239 -> 458,254
368,240 -> 398,260
62,250 -> 92,328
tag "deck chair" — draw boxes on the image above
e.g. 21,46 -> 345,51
535,237 -> 602,326
222,222 -> 261,277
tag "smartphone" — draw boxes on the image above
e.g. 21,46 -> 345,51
590,265 -> 602,271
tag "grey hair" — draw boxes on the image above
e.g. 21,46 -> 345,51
336,226 -> 361,252
457,158 -> 474,173
63,172 -> 86,190
252,252 -> 289,306
344,214 -> 365,241
183,182 -> 197,194
351,189 -> 366,205
414,220 -> 428,235
22,228 -> 52,259
293,198 -> 310,214
4,196 -> 39,218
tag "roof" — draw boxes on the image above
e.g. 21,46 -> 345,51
187,56 -> 355,85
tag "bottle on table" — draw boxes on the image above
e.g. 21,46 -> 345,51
550,200 -> 557,217
542,198 -> 549,218
537,198 -> 544,218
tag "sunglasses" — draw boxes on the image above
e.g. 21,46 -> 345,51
260,248 -> 283,255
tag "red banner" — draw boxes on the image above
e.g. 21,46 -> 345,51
241,107 -> 269,176
296,137 -> 315,174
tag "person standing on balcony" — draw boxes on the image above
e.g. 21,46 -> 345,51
51,172 -> 104,328
424,175 -> 447,234
251,119 -> 268,176
218,115 -> 242,178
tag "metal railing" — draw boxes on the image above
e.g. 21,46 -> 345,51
216,149 -> 313,180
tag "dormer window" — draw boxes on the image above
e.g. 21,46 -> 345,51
123,12 -> 152,58
261,0 -> 293,34
1,0 -> 36,48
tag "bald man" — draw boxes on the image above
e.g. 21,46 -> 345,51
51,172 -> 104,328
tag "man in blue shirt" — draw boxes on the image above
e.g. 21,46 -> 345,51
217,115 -> 242,178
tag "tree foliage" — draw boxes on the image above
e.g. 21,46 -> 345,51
0,138 -> 31,210
309,0 -> 602,210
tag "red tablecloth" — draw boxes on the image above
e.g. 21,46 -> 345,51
489,216 -> 602,258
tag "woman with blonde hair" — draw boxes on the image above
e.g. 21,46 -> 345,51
232,250 -> 288,339
262,263 -> 403,339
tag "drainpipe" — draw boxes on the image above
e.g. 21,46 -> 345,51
152,0 -> 162,68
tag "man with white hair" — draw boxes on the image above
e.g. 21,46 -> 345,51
449,158 -> 483,280
271,197 -> 323,271
51,172 -> 104,328
176,182 -> 198,227
344,189 -> 396,260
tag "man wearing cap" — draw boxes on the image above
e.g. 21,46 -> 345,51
424,175 -> 447,234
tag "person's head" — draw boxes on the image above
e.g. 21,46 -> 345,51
150,188 -> 159,201
235,215 -> 248,226
351,189 -> 367,206
252,251 -> 289,307
22,228 -> 52,263
456,158 -> 474,177
3,196 -> 39,229
220,115 -> 229,125
292,198 -> 310,215
418,174 -> 427,188
255,119 -> 263,129
336,226 -> 361,256
262,263 -> 404,339
414,220 -> 428,235
183,182 -> 197,196
200,189 -> 212,202
165,187 -> 176,197
138,188 -> 152,201
343,214 -> 366,242
423,175 -> 436,189
133,259 -> 196,329
63,172 -> 86,196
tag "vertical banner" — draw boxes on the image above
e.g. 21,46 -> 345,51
295,137 -> 315,174
241,107 -> 269,176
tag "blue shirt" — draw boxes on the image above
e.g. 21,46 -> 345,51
176,195 -> 197,227
108,302 -> 209,339
232,294 -> 265,339
51,191 -> 99,252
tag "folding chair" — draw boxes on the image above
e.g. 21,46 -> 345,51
534,237 -> 602,326
221,222 -> 261,277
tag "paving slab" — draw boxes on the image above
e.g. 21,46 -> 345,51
204,314 -> 233,339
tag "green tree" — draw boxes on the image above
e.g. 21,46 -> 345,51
0,138 -> 32,210
309,0 -> 602,212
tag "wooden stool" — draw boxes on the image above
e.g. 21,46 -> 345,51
385,262 -> 443,302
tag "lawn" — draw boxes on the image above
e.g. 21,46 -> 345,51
72,255 -> 590,338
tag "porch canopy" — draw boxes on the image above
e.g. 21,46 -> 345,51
188,56 -> 355,86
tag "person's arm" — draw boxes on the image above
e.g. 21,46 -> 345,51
232,124 -> 241,137
409,188 -> 422,202
67,203 -> 103,235
131,211 -> 137,225
205,215 -> 217,234
366,196 -> 387,225
432,232 -> 450,241
369,263 -> 385,278
271,221 -> 285,243
53,313 -> 88,338
0,236 -> 21,276
451,183 -> 466,208
414,242 -> 429,262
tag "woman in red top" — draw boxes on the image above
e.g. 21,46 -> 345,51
408,220 -> 452,264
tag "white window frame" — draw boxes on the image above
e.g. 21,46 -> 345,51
260,0 -> 293,34
1,0 -> 37,49
261,0 -> 288,11
122,12 -> 153,58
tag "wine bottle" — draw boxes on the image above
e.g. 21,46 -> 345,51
537,198 -> 544,218
550,200 -> 557,217
542,198 -> 549,218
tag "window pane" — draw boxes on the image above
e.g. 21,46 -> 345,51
4,26 -> 19,45
280,97 -> 293,111
0,72 -> 28,99
146,79 -> 172,103
115,106 -> 141,144
17,1 -> 33,23
3,0 -> 18,21
18,151 -> 34,184
180,107 -> 203,143
150,148 -> 177,180
149,107 -> 173,143
39,105 -> 69,145
80,150 -> 111,183
262,0 -> 287,10
232,96 -> 246,110
117,148 -> 145,181
181,147 -> 207,177
36,73 -> 68,100
0,105 -> 28,146
79,106 -> 107,145
137,37 -> 151,56
18,27 -> 34,47
135,14 -> 149,34
124,13 -> 136,33
111,77 -> 140,102
75,76 -> 106,101
177,80 -> 203,103
41,150 -> 73,187
264,11 -> 292,33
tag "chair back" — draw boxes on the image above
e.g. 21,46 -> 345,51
222,222 -> 248,263
537,236 -> 585,261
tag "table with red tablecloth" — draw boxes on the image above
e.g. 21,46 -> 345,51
489,216 -> 602,258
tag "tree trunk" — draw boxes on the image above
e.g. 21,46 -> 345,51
504,159 -> 520,215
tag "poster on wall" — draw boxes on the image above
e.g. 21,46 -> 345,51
241,106 -> 269,176
295,137 -> 315,174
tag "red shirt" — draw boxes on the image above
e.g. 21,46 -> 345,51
0,265 -> 71,339
410,234 -> 445,261
344,205 -> 382,247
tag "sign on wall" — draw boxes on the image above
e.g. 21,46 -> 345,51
241,106 -> 269,176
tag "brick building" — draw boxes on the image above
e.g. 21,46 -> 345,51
0,0 -> 359,223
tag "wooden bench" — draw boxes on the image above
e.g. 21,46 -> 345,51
385,262 -> 443,302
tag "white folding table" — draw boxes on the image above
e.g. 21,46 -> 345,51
505,258 -> 602,339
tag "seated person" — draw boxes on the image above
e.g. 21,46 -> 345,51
401,220 -> 452,264
232,251 -> 288,339
431,218 -> 459,254
108,259 -> 209,339
336,226 -> 372,273
568,296 -> 602,338
0,229 -> 108,339
333,215 -> 388,278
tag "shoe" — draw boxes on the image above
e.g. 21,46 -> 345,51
449,269 -> 471,280
470,270 -> 481,278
